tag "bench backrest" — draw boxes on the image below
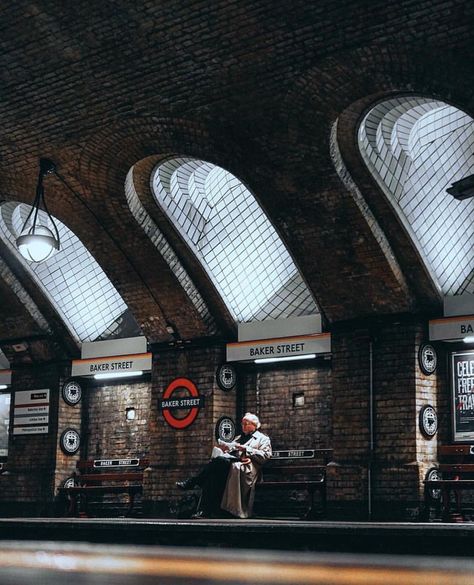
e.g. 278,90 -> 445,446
263,448 -> 332,479
436,445 -> 474,478
439,445 -> 474,458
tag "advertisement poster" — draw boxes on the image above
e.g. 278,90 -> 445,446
451,351 -> 474,442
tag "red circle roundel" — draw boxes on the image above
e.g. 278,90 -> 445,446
161,377 -> 203,429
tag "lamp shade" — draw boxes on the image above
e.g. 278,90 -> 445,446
16,224 -> 59,263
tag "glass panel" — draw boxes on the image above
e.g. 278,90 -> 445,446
358,97 -> 474,295
0,202 -> 137,342
151,158 -> 319,322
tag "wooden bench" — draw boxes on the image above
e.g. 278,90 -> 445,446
256,448 -> 332,519
58,458 -> 149,517
424,445 -> 474,521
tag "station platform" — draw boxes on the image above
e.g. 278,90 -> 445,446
0,539 -> 473,585
0,518 -> 474,557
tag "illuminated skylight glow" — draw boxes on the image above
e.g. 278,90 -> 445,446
358,96 -> 474,295
151,158 -> 319,322
0,202 -> 134,342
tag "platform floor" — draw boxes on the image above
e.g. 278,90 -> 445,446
0,518 -> 474,557
0,540 -> 473,585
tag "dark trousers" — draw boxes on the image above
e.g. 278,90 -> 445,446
194,456 -> 232,515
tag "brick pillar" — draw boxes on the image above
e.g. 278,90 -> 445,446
329,318 -> 441,520
0,364 -> 65,516
143,343 -> 235,517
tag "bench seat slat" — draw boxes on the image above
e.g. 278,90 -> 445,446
75,472 -> 144,483
425,479 -> 474,487
60,485 -> 143,495
259,480 -> 324,488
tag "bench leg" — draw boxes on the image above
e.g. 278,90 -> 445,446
303,486 -> 326,520
441,486 -> 451,522
125,492 -> 136,517
64,494 -> 77,517
303,487 -> 316,520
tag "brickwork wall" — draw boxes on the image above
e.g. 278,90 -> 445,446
144,344 -> 235,515
0,331 -> 451,519
329,319 -> 445,519
240,361 -> 332,451
85,380 -> 151,461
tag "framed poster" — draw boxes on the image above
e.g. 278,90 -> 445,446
451,350 -> 474,443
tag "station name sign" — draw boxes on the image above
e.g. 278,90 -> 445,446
94,459 -> 140,468
226,333 -> 331,363
429,316 -> 474,341
160,397 -> 205,410
71,353 -> 152,377
273,449 -> 315,459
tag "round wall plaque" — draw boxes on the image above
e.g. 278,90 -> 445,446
216,363 -> 237,392
425,467 -> 442,501
62,379 -> 82,406
62,476 -> 76,489
60,428 -> 81,455
215,416 -> 236,442
418,343 -> 437,375
419,405 -> 438,438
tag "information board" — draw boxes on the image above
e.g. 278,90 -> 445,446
451,350 -> 474,442
13,389 -> 49,435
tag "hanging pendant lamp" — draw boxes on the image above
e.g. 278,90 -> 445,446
16,159 -> 60,263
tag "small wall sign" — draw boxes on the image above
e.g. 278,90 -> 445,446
60,428 -> 80,455
160,377 -> 204,429
93,459 -> 140,468
419,405 -> 438,438
216,364 -> 237,391
425,467 -> 442,501
62,379 -> 82,406
215,416 -> 236,442
272,449 -> 316,459
418,343 -> 438,375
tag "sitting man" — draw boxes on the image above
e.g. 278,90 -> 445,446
176,412 -> 272,518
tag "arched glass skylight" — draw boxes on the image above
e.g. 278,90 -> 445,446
151,158 -> 319,322
358,96 -> 474,295
0,201 -> 137,342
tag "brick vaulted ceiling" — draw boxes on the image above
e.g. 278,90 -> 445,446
0,1 -> 473,357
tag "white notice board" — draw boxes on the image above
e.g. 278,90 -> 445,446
13,389 -> 50,435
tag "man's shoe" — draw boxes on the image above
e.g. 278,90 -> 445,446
176,478 -> 196,490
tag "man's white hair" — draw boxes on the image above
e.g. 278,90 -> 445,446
243,412 -> 261,429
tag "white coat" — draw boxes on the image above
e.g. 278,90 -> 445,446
220,430 -> 272,518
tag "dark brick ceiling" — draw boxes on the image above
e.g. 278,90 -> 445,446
0,0 -> 472,359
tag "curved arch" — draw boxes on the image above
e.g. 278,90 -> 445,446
358,95 -> 474,296
280,43 -> 474,319
0,201 -> 139,343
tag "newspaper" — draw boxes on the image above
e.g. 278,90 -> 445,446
211,437 -> 241,461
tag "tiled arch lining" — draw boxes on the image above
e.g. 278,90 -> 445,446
358,96 -> 474,295
0,201 -> 136,343
147,157 -> 319,323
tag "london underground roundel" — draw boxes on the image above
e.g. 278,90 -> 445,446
160,377 -> 204,429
